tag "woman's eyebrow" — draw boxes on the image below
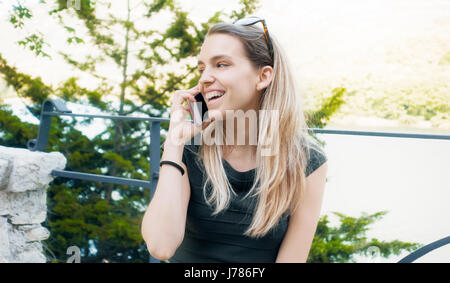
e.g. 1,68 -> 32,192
197,55 -> 232,65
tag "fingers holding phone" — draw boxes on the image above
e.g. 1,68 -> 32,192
167,86 -> 213,146
189,93 -> 209,126
169,87 -> 197,115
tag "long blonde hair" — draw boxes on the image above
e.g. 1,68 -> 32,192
196,22 -> 314,238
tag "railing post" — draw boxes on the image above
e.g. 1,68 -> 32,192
148,121 -> 161,263
27,99 -> 71,152
149,121 -> 161,199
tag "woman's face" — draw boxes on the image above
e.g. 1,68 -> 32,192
197,33 -> 271,119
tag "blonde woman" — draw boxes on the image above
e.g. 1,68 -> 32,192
141,16 -> 328,263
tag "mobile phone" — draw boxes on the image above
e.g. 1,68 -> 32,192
189,92 -> 209,125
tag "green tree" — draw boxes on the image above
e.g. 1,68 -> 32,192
306,87 -> 346,129
308,211 -> 420,263
1,0 -> 261,262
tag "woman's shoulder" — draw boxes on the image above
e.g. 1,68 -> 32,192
304,137 -> 328,177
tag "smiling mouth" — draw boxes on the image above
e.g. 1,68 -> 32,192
206,91 -> 226,103
208,95 -> 224,102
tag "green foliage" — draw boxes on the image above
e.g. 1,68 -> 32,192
165,11 -> 198,60
438,51 -> 450,65
1,0 -> 262,263
9,4 -> 32,29
306,87 -> 346,128
0,54 -> 52,105
145,0 -> 175,17
230,0 -> 261,20
17,33 -> 51,58
308,211 -> 420,263
0,105 -> 37,147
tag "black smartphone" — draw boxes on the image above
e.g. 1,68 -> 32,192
189,92 -> 209,125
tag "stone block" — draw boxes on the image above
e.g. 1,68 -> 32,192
8,190 -> 47,225
17,224 -> 50,242
0,147 -> 66,193
0,191 -> 8,216
0,146 -> 67,263
0,217 -> 10,262
0,150 -> 13,191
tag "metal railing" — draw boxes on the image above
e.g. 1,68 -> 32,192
27,99 -> 169,192
398,236 -> 450,263
28,98 -> 450,263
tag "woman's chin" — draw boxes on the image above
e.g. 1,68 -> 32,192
206,108 -> 226,122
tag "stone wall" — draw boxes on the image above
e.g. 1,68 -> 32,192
0,146 -> 66,263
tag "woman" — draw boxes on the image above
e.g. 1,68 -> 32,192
141,16 -> 328,263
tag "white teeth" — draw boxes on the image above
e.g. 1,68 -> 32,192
206,91 -> 225,101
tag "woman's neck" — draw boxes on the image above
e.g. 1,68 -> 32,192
221,115 -> 258,160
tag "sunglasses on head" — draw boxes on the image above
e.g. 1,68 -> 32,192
233,16 -> 274,62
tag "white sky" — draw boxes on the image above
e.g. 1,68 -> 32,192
1,0 -> 449,95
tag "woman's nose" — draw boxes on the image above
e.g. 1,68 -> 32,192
199,68 -> 215,85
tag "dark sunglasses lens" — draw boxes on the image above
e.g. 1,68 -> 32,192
234,17 -> 260,26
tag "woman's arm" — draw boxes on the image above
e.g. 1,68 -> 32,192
275,161 -> 328,263
141,86 -> 208,261
141,143 -> 191,261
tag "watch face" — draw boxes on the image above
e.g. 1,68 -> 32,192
189,93 -> 209,125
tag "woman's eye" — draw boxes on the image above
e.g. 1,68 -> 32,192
198,63 -> 228,74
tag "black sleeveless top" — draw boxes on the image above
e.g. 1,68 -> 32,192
169,138 -> 327,263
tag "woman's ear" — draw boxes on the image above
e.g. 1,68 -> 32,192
256,66 -> 274,91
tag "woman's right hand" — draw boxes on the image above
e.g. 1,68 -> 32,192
165,85 -> 214,147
